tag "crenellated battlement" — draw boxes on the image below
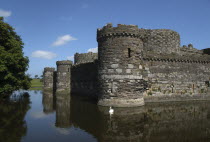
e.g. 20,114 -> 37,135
44,67 -> 55,72
56,60 -> 73,65
143,57 -> 210,64
97,23 -> 140,41
180,44 -> 203,55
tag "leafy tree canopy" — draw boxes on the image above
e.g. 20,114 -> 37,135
35,75 -> 38,79
0,17 -> 31,98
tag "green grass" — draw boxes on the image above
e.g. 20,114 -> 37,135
29,79 -> 43,90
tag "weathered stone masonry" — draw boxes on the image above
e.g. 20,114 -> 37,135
97,24 -> 147,107
56,60 -> 72,94
71,52 -> 98,96
43,67 -> 55,92
74,52 -> 98,65
43,23 -> 210,107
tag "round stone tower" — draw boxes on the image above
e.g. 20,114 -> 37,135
97,23 -> 147,107
143,29 -> 180,54
56,60 -> 72,94
43,67 -> 55,92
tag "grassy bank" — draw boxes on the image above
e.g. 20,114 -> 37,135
29,79 -> 43,90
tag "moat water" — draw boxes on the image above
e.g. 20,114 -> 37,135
1,90 -> 210,142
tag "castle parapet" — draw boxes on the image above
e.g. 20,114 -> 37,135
97,23 -> 139,42
74,52 -> 98,65
44,67 -> 55,72
180,44 -> 203,55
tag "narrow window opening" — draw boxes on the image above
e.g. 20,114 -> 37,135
128,48 -> 131,58
68,68 -> 70,72
205,81 -> 210,87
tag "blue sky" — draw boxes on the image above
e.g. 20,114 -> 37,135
1,0 -> 210,77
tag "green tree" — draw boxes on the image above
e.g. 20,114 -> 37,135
40,74 -> 43,82
35,75 -> 38,79
0,17 -> 31,98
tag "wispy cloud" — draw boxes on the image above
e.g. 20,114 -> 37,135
52,34 -> 77,47
0,9 -> 12,17
67,55 -> 74,60
31,50 -> 57,59
87,47 -> 98,53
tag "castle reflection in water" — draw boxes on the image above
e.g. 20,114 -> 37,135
42,92 -> 210,142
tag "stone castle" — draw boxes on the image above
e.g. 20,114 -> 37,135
43,23 -> 210,107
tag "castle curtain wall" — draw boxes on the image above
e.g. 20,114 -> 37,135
143,59 -> 210,99
71,53 -> 98,98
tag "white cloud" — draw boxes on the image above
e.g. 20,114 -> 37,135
0,9 -> 11,17
67,55 -> 74,60
87,47 -> 98,53
52,34 -> 77,46
31,50 -> 57,59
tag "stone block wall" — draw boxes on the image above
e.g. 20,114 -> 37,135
143,58 -> 210,97
74,52 -> 98,64
180,44 -> 203,55
97,23 -> 147,107
56,60 -> 72,94
71,61 -> 98,98
43,67 -> 55,92
202,48 -> 210,55
142,29 -> 181,54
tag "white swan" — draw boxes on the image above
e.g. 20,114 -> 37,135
109,106 -> 114,115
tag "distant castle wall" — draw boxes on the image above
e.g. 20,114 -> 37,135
74,52 -> 98,64
180,44 -> 203,55
202,48 -> 210,55
71,61 -> 98,98
71,52 -> 98,98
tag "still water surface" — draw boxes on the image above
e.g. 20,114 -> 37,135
1,90 -> 210,142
